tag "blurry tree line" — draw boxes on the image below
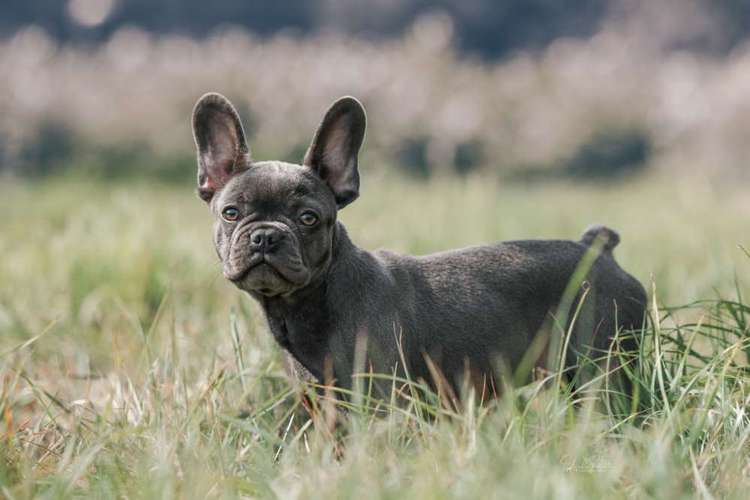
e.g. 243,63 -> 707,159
1,0 -> 750,181
3,0 -> 750,59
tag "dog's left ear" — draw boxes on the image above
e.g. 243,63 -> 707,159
304,96 -> 366,209
192,93 -> 251,203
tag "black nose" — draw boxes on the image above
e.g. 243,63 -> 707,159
249,227 -> 284,252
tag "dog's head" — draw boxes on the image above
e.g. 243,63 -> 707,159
191,93 -> 366,297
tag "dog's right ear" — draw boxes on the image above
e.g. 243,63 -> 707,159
192,93 -> 251,202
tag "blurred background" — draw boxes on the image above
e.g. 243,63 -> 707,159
2,0 -> 750,181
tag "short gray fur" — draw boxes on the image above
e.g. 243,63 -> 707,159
191,92 -> 648,397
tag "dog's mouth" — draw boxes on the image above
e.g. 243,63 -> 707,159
224,253 -> 263,282
224,253 -> 309,296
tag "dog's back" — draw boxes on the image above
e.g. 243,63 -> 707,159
366,226 -> 647,393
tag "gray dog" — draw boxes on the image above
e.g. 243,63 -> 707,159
191,93 -> 647,399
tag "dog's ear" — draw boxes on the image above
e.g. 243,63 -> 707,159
192,93 -> 251,202
304,96 -> 366,209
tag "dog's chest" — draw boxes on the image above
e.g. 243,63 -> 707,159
263,302 -> 334,381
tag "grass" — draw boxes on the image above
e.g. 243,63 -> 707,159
1,173 -> 749,498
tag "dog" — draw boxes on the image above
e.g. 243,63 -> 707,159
191,93 -> 647,400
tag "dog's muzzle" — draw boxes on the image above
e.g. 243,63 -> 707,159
223,221 -> 310,294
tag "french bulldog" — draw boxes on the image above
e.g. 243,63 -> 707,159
191,93 -> 647,399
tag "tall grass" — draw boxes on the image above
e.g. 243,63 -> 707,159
1,176 -> 749,498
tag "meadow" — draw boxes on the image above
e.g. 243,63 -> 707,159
1,172 -> 749,499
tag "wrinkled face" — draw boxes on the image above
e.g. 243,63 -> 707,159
191,92 -> 366,299
212,162 -> 338,297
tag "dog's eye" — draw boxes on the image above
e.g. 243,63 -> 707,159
221,206 -> 240,222
299,211 -> 319,226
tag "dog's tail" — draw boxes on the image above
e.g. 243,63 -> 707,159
580,225 -> 620,253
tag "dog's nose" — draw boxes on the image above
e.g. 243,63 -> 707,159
249,227 -> 284,253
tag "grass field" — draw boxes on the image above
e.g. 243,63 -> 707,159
1,174 -> 749,498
